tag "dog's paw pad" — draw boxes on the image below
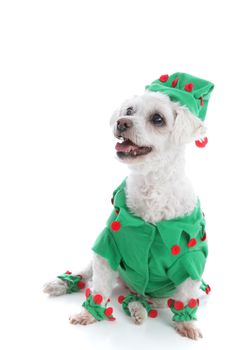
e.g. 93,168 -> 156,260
175,322 -> 203,340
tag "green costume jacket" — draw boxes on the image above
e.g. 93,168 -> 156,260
92,179 -> 208,298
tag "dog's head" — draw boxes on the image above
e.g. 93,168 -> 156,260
110,91 -> 206,165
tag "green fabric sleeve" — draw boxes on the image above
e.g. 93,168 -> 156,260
92,227 -> 121,271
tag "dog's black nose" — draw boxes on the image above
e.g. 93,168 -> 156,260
117,118 -> 133,132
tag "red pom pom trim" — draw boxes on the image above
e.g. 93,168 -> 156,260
159,74 -> 169,82
171,245 -> 181,255
184,82 -> 194,92
201,232 -> 207,242
199,96 -> 204,106
171,77 -> 179,88
111,221 -> 121,231
195,137 -> 208,148
148,309 -> 158,318
77,281 -> 85,289
188,298 -> 197,308
108,317 -> 116,321
174,301 -> 184,310
104,307 -> 113,317
118,295 -> 125,304
93,294 -> 103,304
85,288 -> 91,298
167,298 -> 174,308
65,271 -> 72,275
188,238 -> 197,248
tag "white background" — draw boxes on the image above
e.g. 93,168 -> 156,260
0,0 -> 238,349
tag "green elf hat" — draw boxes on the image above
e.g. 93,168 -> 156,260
145,72 -> 214,121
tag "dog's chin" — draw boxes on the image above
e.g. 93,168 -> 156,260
115,138 -> 152,164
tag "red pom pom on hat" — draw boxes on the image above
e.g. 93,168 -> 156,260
111,221 -> 121,231
171,245 -> 181,255
188,298 -> 197,308
65,271 -> 72,275
159,74 -> 169,82
184,82 -> 194,92
188,238 -> 197,248
167,299 -> 174,307
195,137 -> 208,148
172,77 -> 179,88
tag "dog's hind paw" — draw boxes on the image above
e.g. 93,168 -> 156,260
69,308 -> 97,326
43,279 -> 68,296
128,301 -> 147,325
175,321 -> 203,340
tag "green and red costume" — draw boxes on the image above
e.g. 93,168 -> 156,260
78,73 -> 214,322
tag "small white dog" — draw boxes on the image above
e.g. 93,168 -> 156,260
44,73 -> 214,340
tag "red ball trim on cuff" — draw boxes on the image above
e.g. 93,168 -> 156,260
85,288 -> 91,298
174,301 -> 184,310
148,309 -> 158,318
159,74 -> 169,82
118,295 -> 125,304
77,281 -> 86,289
195,137 -> 208,148
167,298 -> 174,307
93,294 -> 103,304
104,307 -> 113,317
188,298 -> 197,308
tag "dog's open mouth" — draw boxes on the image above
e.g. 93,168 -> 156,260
115,138 -> 152,158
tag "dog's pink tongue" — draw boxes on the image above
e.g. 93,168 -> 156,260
115,140 -> 139,152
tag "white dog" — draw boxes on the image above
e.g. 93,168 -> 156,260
44,74 -> 213,340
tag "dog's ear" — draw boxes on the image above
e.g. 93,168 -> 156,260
171,106 -> 206,145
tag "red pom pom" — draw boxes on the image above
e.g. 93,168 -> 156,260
205,285 -> 211,294
118,295 -> 125,304
104,307 -> 113,317
111,221 -> 121,231
148,309 -> 158,318
159,74 -> 169,82
171,245 -> 181,255
93,294 -> 103,304
115,210 -> 119,215
85,288 -> 91,298
65,271 -> 72,275
184,82 -> 194,92
171,77 -> 179,88
199,96 -> 204,106
174,301 -> 184,310
108,317 -> 116,321
167,298 -> 174,308
77,281 -> 85,289
107,298 -> 111,302
188,238 -> 197,248
195,137 -> 208,148
201,232 -> 207,242
188,298 -> 197,308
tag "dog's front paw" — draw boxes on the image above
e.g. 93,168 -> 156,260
69,308 -> 97,326
128,301 -> 147,325
43,279 -> 68,296
175,321 -> 203,340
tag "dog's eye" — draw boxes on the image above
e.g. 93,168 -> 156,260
151,113 -> 165,126
126,107 -> 134,116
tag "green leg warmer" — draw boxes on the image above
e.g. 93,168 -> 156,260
82,288 -> 116,321
57,271 -> 85,293
168,298 -> 199,322
118,293 -> 158,318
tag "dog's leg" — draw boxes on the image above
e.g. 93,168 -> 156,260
43,262 -> 92,296
128,301 -> 148,325
69,254 -> 118,325
171,278 -> 203,340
